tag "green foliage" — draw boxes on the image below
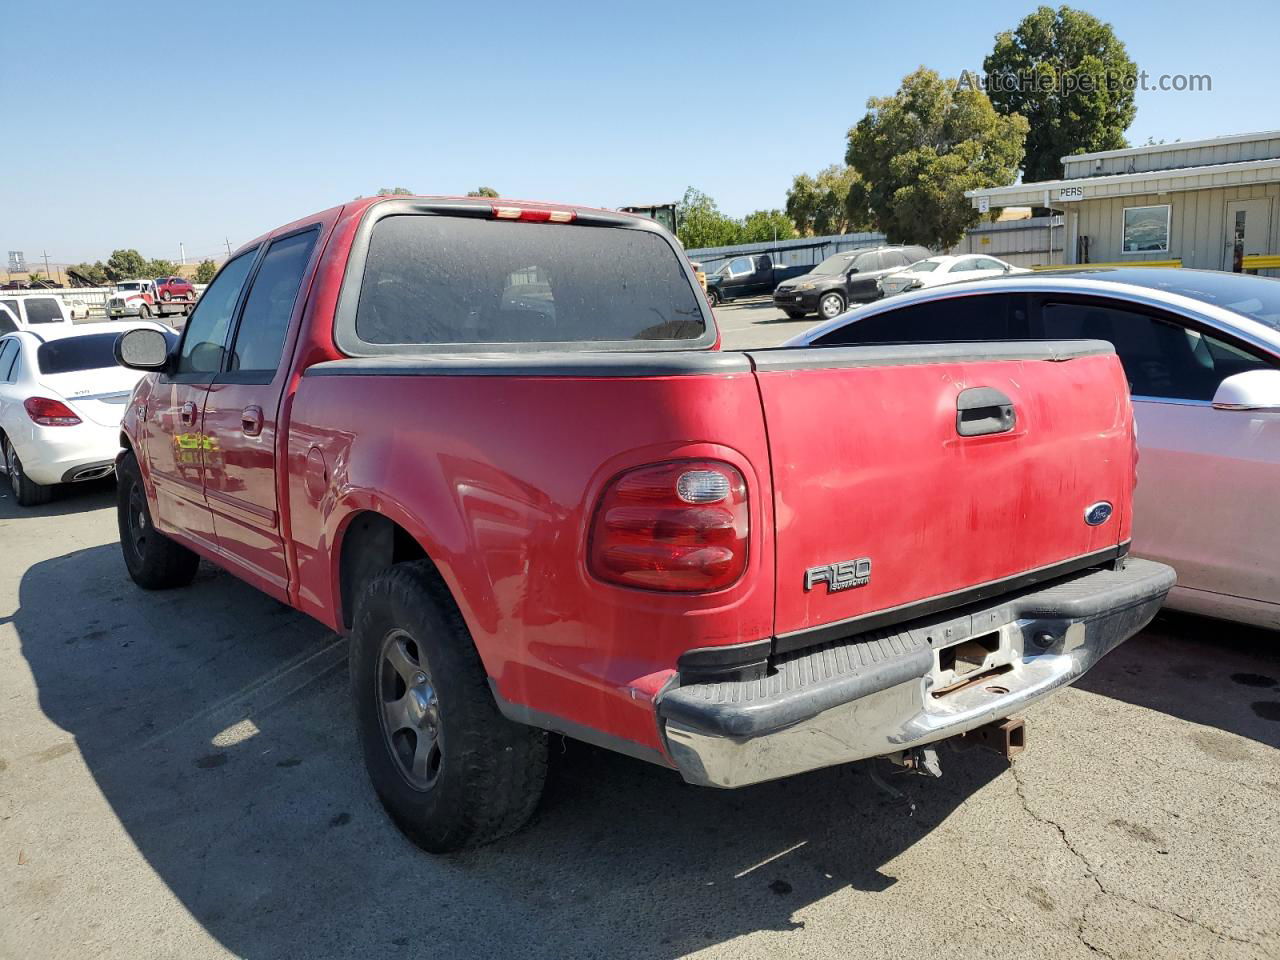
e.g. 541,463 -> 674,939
67,261 -> 110,285
983,5 -> 1136,182
105,249 -> 148,281
376,186 -> 413,196
466,186 -> 500,197
194,259 -> 218,284
846,67 -> 1028,249
785,165 -> 872,236
675,188 -> 744,249
739,209 -> 797,244
146,259 -> 179,277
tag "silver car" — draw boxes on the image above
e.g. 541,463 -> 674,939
788,268 -> 1280,629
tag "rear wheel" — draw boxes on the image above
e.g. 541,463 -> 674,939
350,561 -> 548,852
819,292 -> 846,320
117,450 -> 200,589
4,440 -> 53,506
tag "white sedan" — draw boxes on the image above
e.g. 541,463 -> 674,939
789,267 -> 1280,629
0,320 -> 170,506
879,255 -> 1027,297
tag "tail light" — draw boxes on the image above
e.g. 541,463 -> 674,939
25,397 -> 81,426
491,203 -> 575,223
589,460 -> 748,592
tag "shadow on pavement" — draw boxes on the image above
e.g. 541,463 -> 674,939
12,543 -> 1009,960
0,476 -> 116,518
1076,609 -> 1280,749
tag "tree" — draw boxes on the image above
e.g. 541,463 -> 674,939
194,259 -> 218,284
675,187 -> 742,249
467,186 -> 500,197
67,261 -> 110,285
846,67 -> 1028,249
105,249 -> 148,281
738,209 -> 797,244
145,259 -> 179,277
785,165 -> 871,236
376,186 -> 413,196
982,6 -> 1137,183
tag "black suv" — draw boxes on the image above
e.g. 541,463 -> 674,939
772,245 -> 932,319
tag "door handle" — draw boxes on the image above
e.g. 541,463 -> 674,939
240,405 -> 264,437
956,387 -> 1016,437
179,400 -> 197,426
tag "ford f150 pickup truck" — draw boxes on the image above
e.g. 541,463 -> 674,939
111,195 -> 1174,853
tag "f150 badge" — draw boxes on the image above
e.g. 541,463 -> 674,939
804,558 -> 872,593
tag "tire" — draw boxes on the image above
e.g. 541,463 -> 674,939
4,440 -> 53,506
116,450 -> 200,589
784,309 -> 806,319
161,290 -> 172,301
350,561 -> 548,853
819,292 -> 846,320
138,304 -> 151,319
706,288 -> 720,307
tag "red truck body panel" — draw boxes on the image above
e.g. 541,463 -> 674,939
756,354 -> 1132,640
122,195 -> 1139,764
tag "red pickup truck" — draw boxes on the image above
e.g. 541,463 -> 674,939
112,196 -> 1174,852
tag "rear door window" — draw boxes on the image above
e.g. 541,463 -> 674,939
0,339 -> 18,381
352,215 -> 706,348
813,293 -> 1027,345
226,229 -> 318,375
1038,299 -> 1272,401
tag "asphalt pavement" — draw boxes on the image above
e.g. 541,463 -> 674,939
1,304 -> 1278,959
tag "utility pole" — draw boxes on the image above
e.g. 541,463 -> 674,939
42,250 -> 52,283
224,237 -> 232,258
179,242 -> 186,265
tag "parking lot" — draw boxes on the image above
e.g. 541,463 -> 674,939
0,302 -> 1277,960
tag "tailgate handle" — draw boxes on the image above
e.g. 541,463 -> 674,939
956,387 -> 1016,437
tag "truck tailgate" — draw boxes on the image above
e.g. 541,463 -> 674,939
748,341 -> 1132,648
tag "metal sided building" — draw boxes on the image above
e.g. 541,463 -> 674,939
965,131 -> 1280,274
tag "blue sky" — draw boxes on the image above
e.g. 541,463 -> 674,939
3,0 -> 1277,266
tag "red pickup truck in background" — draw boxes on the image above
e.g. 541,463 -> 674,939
112,196 -> 1174,852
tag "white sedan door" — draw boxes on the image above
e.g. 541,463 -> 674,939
1037,297 -> 1280,625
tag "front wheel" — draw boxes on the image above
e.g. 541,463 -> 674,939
819,292 -> 846,320
138,304 -> 151,319
4,440 -> 53,506
706,288 -> 720,307
161,290 -> 172,301
117,451 -> 200,589
350,561 -> 548,852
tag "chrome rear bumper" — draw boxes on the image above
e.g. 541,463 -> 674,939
659,558 -> 1175,788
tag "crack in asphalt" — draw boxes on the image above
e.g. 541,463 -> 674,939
1009,764 -> 1264,957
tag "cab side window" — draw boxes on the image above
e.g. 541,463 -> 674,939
814,293 -> 1025,345
1039,300 -> 1272,402
226,229 -> 318,376
177,249 -> 257,375
728,257 -> 753,276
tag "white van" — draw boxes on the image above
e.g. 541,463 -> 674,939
0,294 -> 73,330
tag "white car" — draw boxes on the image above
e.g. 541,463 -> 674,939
789,267 -> 1280,629
878,255 -> 1026,297
0,294 -> 74,329
0,320 -> 170,506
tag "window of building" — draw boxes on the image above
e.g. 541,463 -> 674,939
1122,204 -> 1171,254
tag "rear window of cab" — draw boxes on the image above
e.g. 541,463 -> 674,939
349,213 -> 707,350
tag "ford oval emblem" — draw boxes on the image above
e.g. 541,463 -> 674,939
1084,501 -> 1113,526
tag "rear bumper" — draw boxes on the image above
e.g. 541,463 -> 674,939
8,421 -> 123,486
658,558 -> 1175,788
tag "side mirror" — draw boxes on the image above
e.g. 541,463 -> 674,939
1003,264 -> 1013,273
1212,369 -> 1280,411
115,327 -> 171,371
